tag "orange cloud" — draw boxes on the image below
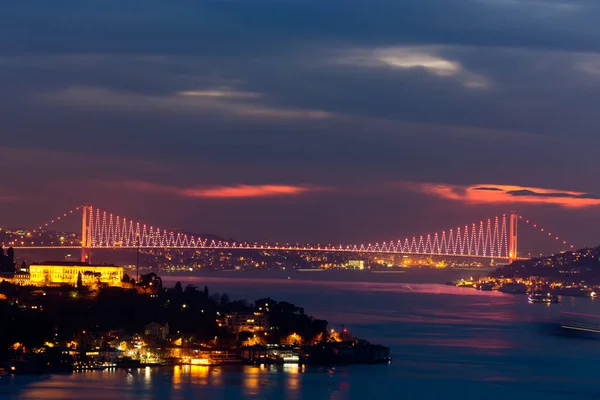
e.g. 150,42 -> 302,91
181,184 -> 314,198
111,180 -> 320,199
415,183 -> 600,208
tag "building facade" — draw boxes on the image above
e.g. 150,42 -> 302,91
222,312 -> 269,333
144,322 -> 169,341
348,260 -> 365,270
28,262 -> 124,287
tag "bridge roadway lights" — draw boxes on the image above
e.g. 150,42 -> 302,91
10,245 -> 519,260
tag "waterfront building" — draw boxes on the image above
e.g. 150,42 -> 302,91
348,260 -> 365,270
242,345 -> 299,363
11,272 -> 31,285
27,262 -> 124,287
221,312 -> 269,333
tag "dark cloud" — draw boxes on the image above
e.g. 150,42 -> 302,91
508,190 -> 584,198
575,193 -> 600,199
507,190 -> 600,200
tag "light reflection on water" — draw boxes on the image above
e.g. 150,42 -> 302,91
3,274 -> 600,399
243,366 -> 260,396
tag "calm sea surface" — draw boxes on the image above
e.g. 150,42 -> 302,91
2,270 -> 600,399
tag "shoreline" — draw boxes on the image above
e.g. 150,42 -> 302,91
5,359 -> 393,378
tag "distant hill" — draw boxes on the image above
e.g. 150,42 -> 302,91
490,247 -> 600,283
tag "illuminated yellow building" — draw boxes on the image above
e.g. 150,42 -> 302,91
28,262 -> 124,287
348,260 -> 365,270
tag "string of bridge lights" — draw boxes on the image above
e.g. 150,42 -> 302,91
518,215 -> 576,250
32,205 -> 83,233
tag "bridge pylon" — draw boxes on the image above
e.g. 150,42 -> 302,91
81,204 -> 92,263
509,211 -> 518,262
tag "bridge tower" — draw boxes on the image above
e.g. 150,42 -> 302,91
81,204 -> 92,263
508,211 -> 518,262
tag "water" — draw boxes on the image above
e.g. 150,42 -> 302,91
2,270 -> 600,399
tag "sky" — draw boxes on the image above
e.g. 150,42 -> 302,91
2,0 -> 600,253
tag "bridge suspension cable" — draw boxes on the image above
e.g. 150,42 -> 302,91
9,205 -> 579,262
73,205 -> 512,258
22,204 -> 585,261
32,205 -> 84,233
518,215 -> 576,250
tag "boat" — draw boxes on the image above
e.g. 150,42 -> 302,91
451,279 -> 475,288
299,342 -> 391,366
476,282 -> 495,291
73,361 -> 106,371
528,291 -> 559,304
180,358 -> 221,366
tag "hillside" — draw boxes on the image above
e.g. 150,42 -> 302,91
491,247 -> 600,282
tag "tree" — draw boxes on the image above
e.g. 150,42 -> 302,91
210,293 -> 221,304
0,247 -> 16,272
174,281 -> 183,294
76,272 -> 83,290
203,286 -> 209,297
138,272 -> 163,293
184,285 -> 198,294
237,331 -> 254,346
122,273 -> 132,283
7,247 -> 14,263
152,275 -> 163,292
220,293 -> 230,305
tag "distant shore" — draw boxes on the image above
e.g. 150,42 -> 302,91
140,268 -> 482,287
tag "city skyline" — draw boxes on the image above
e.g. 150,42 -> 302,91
2,1 -> 600,249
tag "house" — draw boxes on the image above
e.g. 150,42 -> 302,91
144,322 -> 169,340
222,312 -> 268,333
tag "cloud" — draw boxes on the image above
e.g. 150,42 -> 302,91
574,54 -> 600,78
413,183 -> 600,208
336,46 -> 491,89
182,185 -> 315,198
36,85 -> 330,120
178,89 -> 261,98
472,187 -> 504,191
0,195 -> 17,202
107,180 -> 323,199
376,49 -> 461,77
480,0 -> 582,13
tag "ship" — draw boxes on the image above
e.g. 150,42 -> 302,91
299,342 -> 391,366
476,282 -> 495,291
527,291 -> 559,304
447,279 -> 475,288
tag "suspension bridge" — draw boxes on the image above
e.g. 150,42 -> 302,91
4,204 -> 576,263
